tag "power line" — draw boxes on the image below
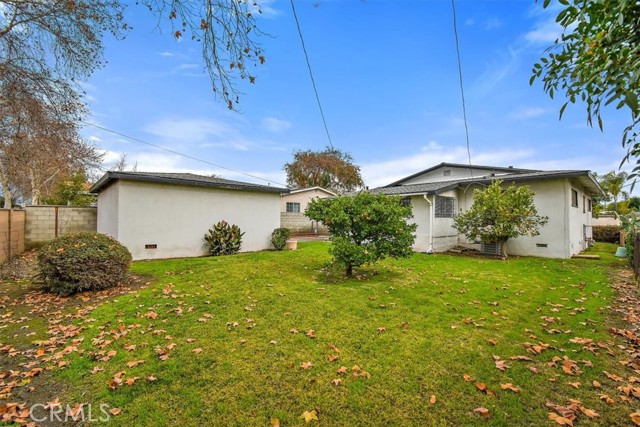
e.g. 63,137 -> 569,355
81,120 -> 288,187
451,0 -> 472,170
290,0 -> 334,149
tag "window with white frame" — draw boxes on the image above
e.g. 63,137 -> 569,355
435,196 -> 455,218
286,202 -> 301,213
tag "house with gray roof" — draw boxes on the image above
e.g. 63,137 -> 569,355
370,163 -> 604,258
90,171 -> 288,260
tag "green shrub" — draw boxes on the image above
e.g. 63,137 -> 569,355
38,232 -> 132,296
271,228 -> 291,250
592,225 -> 621,243
204,220 -> 244,256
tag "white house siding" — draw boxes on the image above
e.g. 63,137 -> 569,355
98,180 -> 280,260
97,182 -> 120,239
409,196 -> 430,252
454,179 -> 592,258
408,190 -> 459,253
402,166 -> 517,185
566,180 -> 594,256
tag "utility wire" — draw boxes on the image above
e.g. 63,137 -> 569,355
81,120 -> 288,187
451,0 -> 472,170
290,0 -> 334,149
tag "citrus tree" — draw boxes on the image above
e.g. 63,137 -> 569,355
306,192 -> 416,276
452,180 -> 548,258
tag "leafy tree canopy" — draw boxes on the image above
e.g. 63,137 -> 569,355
452,180 -> 548,258
284,147 -> 364,194
41,170 -> 95,207
532,1 -> 640,182
305,192 -> 416,276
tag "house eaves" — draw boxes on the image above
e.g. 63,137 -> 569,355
90,171 -> 289,194
386,162 -> 540,187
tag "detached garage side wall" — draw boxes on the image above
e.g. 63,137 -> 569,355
117,181 -> 279,260
96,182 -> 120,240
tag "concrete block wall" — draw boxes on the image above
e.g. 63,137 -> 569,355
0,210 -> 25,263
25,206 -> 97,249
280,212 -> 330,235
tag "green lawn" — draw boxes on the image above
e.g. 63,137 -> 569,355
12,242 -> 640,425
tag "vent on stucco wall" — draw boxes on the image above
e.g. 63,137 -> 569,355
145,244 -> 157,249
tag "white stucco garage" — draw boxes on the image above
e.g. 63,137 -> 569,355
90,171 -> 287,260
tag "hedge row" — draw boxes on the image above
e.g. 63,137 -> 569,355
592,225 -> 622,243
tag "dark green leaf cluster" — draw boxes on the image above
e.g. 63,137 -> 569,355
452,181 -> 548,256
271,227 -> 291,251
592,225 -> 622,243
203,220 -> 244,256
305,192 -> 417,276
532,1 -> 640,184
37,232 -> 132,296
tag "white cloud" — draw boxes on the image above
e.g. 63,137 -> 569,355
144,117 -> 240,144
159,51 -> 175,57
255,0 -> 281,18
361,144 -> 534,188
261,117 -> 292,133
482,17 -> 503,30
465,18 -> 475,26
509,107 -> 549,119
525,17 -> 563,45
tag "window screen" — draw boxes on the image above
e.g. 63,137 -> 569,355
286,202 -> 301,213
435,196 -> 455,218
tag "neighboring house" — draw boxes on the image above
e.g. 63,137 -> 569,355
370,163 -> 604,258
280,187 -> 335,235
90,171 -> 287,260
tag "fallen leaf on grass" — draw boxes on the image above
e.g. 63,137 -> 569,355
486,339 -> 497,346
592,380 -> 602,388
604,371 -> 624,382
305,330 -> 316,339
631,412 -> 640,426
331,378 -> 342,386
270,418 -> 281,427
474,407 -> 490,419
126,360 -> 146,368
568,382 -> 581,389
328,354 -> 339,362
336,366 -> 348,375
376,327 -> 386,333
495,360 -> 509,371
548,412 -> 573,426
463,374 -> 473,382
300,362 -> 313,370
146,376 -> 157,382
108,408 -> 121,416
598,394 -> 614,404
500,383 -> 520,393
429,395 -> 436,404
301,409 -> 319,423
192,348 -> 203,354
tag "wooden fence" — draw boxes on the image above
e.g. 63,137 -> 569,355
0,209 -> 25,264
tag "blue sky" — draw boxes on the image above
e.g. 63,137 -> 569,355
83,0 -> 635,190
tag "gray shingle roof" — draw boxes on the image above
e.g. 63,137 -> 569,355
371,169 -> 604,196
90,171 -> 288,194
386,162 -> 540,186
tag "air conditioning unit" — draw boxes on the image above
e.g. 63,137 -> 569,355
481,241 -> 502,256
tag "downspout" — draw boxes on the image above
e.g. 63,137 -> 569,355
424,195 -> 434,254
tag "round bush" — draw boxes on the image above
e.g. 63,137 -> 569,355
271,227 -> 291,250
38,232 -> 132,296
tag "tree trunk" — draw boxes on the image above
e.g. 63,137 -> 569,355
345,264 -> 353,277
0,175 -> 12,209
500,239 -> 508,259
